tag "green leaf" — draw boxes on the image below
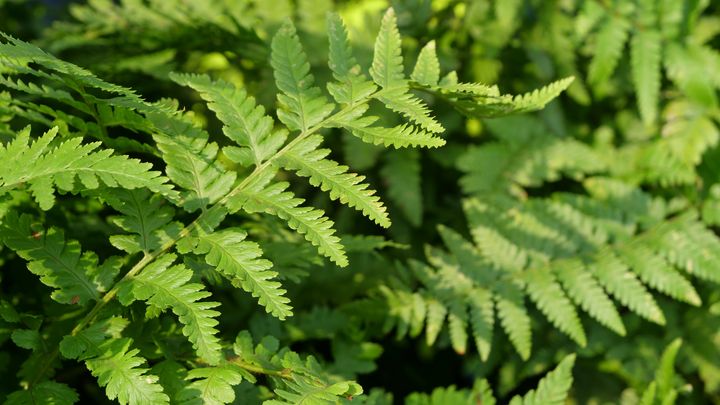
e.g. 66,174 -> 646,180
591,250 -> 665,325
149,111 -> 236,212
271,20 -> 334,132
523,267 -> 587,346
370,9 -> 443,133
117,254 -> 223,364
102,188 -> 179,254
5,381 -> 79,405
495,281 -> 532,360
278,134 -> 390,227
195,229 -> 293,319
228,177 -> 347,267
631,30 -> 662,125
588,16 -> 629,85
0,127 -> 174,210
411,41 -> 440,86
510,355 -> 575,405
177,366 -> 245,405
344,120 -> 445,149
86,338 -> 169,405
370,8 -> 406,89
0,213 -> 110,305
554,259 -> 626,336
326,13 -> 377,105
170,73 -> 288,167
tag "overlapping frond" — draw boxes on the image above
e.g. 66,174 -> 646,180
228,174 -> 347,267
278,134 -> 389,227
149,109 -> 235,212
0,213 -> 118,305
60,317 -> 169,405
100,188 -> 180,254
117,254 -> 223,364
194,229 -> 292,319
171,73 -> 287,167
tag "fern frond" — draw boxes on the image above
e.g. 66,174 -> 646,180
101,188 -> 179,255
370,9 -> 443,133
591,250 -> 665,325
509,355 -> 575,405
631,30 -> 662,125
553,259 -> 626,335
523,267 -> 586,346
0,33 -> 153,112
0,126 -> 173,210
117,254 -> 223,364
87,338 -> 170,405
0,213 -> 118,305
267,374 -> 363,405
495,281 -> 532,360
5,381 -> 79,405
326,13 -> 377,105
588,16 -> 629,85
271,20 -> 334,132
61,318 -> 169,405
378,87 -> 444,133
278,134 -> 390,227
422,78 -> 574,118
619,241 -> 701,306
170,73 -> 287,167
228,178 -> 347,267
370,8 -> 406,89
411,41 -> 440,87
508,77 -> 576,113
344,119 -> 445,149
149,111 -> 235,212
177,366 -> 245,405
468,289 -> 494,361
194,229 -> 292,319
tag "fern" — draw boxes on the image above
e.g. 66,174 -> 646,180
588,16 -> 629,85
278,134 -> 390,228
60,317 -> 168,405
370,9 -> 443,133
404,355 -> 575,405
631,30 -> 662,125
381,180 -> 720,360
228,174 -> 348,267
194,229 -> 292,319
271,20 -> 334,133
117,254 -> 223,365
0,126 -> 172,210
0,212 -> 118,305
0,5 -> 591,404
170,73 -> 287,168
100,188 -> 180,254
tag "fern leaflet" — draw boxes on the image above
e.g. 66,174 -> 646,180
271,21 -> 334,132
117,254 -> 223,365
278,134 -> 390,228
194,229 -> 293,319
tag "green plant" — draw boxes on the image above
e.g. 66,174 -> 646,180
1,0 -> 718,403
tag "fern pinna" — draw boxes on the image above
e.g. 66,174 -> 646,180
0,7 -> 574,404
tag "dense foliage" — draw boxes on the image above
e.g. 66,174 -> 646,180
1,0 -> 719,403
